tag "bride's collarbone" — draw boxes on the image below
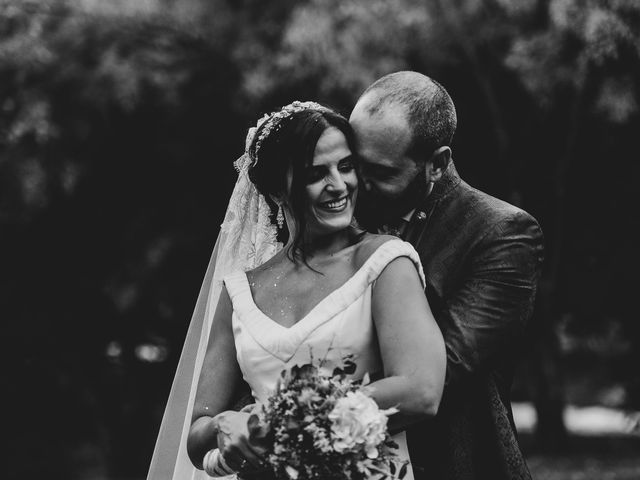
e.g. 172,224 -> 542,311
245,251 -> 362,327
250,244 -> 360,279
249,258 -> 353,294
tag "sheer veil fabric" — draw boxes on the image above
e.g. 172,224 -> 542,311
147,151 -> 282,480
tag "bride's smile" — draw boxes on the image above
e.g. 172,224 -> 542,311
304,127 -> 358,238
318,195 -> 348,211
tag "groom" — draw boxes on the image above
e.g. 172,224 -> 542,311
350,72 -> 544,480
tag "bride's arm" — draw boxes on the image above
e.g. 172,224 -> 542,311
369,256 -> 446,423
187,286 -> 257,469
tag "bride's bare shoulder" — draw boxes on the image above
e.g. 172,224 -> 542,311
353,233 -> 401,268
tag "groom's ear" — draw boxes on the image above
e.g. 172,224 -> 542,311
425,146 -> 451,183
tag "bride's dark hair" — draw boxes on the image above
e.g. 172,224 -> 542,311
248,106 -> 357,263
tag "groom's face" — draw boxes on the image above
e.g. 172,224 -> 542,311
349,100 -> 427,226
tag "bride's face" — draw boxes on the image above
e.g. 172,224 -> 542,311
303,127 -> 358,238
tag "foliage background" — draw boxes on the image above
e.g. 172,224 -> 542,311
2,0 -> 639,478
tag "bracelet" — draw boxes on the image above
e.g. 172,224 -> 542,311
203,448 -> 237,477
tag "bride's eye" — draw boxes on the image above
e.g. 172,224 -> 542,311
305,167 -> 325,184
338,158 -> 355,173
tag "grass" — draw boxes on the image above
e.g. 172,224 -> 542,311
521,434 -> 640,480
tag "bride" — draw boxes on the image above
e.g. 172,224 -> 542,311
147,101 -> 446,480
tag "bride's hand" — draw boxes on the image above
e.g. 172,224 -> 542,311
213,409 -> 266,470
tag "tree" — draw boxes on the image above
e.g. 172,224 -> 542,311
503,0 -> 640,446
1,1 -> 243,476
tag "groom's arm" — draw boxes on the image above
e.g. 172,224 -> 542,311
439,211 -> 544,392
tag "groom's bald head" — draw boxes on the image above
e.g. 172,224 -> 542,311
353,71 -> 457,163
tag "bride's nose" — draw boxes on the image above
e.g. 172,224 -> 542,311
326,170 -> 347,192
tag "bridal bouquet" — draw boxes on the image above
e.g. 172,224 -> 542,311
249,358 -> 408,480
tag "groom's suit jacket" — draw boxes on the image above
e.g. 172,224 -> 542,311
402,163 -> 544,480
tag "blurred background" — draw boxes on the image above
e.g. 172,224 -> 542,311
2,0 -> 639,478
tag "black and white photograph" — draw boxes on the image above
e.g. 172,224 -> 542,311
3,1 -> 640,479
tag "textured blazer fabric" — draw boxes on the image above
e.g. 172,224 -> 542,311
405,163 -> 544,480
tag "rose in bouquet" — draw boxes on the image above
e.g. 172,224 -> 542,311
248,358 -> 408,480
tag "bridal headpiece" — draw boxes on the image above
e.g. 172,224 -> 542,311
243,100 -> 329,170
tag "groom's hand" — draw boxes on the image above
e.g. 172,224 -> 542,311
213,410 -> 267,470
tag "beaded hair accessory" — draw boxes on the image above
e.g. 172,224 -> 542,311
245,100 -> 329,166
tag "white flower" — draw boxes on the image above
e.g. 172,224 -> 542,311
328,391 -> 391,458
299,387 -> 321,406
313,435 -> 332,453
285,465 -> 299,479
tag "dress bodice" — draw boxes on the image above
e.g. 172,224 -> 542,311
223,239 -> 425,479
224,239 -> 424,403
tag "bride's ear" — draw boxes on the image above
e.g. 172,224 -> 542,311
269,193 -> 286,207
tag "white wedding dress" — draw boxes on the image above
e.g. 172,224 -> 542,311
224,239 -> 424,480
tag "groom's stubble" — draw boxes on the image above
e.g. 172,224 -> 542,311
356,161 -> 429,230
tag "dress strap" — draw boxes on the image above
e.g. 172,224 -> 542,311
357,239 -> 426,289
222,270 -> 251,305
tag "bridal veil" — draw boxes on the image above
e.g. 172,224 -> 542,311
146,127 -> 281,479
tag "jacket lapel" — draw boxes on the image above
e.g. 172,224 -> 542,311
404,161 -> 462,246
